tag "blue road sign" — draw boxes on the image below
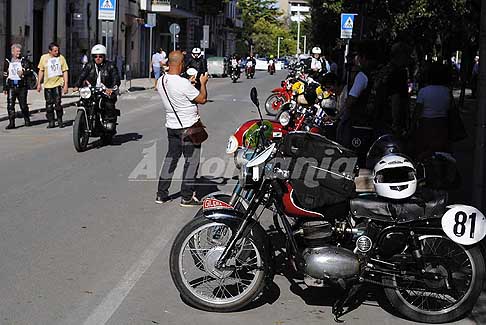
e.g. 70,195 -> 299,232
341,13 -> 356,39
98,0 -> 116,21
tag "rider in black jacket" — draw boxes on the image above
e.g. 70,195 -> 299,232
185,48 -> 207,90
74,44 -> 121,127
2,44 -> 34,129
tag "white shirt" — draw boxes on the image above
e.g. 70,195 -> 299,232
311,57 -> 322,71
157,74 -> 200,129
152,53 -> 163,68
416,85 -> 450,119
348,72 -> 368,98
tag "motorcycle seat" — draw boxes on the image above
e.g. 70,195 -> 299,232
350,189 -> 447,223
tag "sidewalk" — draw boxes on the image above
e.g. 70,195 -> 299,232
0,78 -> 155,122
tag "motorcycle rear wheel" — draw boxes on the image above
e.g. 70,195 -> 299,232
382,235 -> 485,323
73,110 -> 89,152
170,216 -> 270,312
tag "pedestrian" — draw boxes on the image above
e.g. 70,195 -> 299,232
413,62 -> 452,159
371,42 -> 410,138
151,48 -> 167,89
2,44 -> 34,129
36,42 -> 69,128
80,49 -> 88,69
471,55 -> 479,98
155,50 -> 209,207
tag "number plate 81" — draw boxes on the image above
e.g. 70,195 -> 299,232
442,205 -> 486,245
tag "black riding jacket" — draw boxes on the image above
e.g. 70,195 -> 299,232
185,57 -> 208,74
2,57 -> 34,90
75,61 -> 121,90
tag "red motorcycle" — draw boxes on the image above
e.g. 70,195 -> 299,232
264,78 -> 293,116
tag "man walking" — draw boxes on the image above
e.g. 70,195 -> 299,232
156,50 -> 208,207
3,44 -> 34,129
36,42 -> 69,128
152,48 -> 166,89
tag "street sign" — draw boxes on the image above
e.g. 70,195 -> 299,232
98,0 -> 116,21
340,13 -> 356,39
200,40 -> 209,49
147,13 -> 156,28
169,23 -> 180,35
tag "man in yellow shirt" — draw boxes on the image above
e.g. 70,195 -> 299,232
36,42 -> 69,128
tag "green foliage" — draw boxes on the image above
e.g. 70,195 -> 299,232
309,0 -> 479,59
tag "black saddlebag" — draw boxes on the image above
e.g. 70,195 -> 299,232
279,132 -> 358,209
350,190 -> 447,223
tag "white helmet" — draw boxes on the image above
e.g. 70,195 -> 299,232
373,154 -> 417,200
312,47 -> 322,55
91,44 -> 107,56
192,47 -> 202,56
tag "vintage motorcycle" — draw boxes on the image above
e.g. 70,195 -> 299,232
169,88 -> 486,323
264,78 -> 294,116
245,60 -> 255,79
73,86 -> 120,152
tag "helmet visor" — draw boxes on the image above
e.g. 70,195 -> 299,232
375,167 -> 415,183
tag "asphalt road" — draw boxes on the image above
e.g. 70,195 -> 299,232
0,71 -> 484,325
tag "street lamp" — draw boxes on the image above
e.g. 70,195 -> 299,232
302,35 -> 307,55
277,36 -> 283,59
296,3 -> 301,55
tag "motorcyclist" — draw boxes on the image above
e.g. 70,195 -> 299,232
268,55 -> 276,74
3,44 -> 34,129
229,53 -> 241,77
185,48 -> 208,90
245,54 -> 256,77
310,47 -> 328,79
74,44 -> 121,132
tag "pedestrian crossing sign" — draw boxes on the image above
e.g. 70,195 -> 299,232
341,13 -> 357,39
98,0 -> 116,20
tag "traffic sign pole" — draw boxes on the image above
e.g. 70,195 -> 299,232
149,27 -> 153,79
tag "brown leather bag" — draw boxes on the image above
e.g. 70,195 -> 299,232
161,75 -> 208,145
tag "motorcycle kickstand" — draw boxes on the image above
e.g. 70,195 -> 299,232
332,283 -> 362,323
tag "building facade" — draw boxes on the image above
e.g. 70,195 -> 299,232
1,0 -> 242,88
278,0 -> 310,23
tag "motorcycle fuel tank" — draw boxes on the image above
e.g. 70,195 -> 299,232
303,246 -> 360,281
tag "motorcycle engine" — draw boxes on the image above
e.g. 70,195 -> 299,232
301,220 -> 333,246
303,246 -> 360,285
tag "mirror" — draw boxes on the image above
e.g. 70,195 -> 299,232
250,87 -> 259,107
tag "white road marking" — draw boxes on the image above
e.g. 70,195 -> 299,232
81,228 -> 170,325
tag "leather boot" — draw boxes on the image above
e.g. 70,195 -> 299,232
47,120 -> 56,128
24,117 -> 31,127
5,118 -> 15,130
57,116 -> 64,128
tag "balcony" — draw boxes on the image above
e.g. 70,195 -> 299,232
152,0 -> 171,12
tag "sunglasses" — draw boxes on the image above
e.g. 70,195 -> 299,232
94,55 -> 104,58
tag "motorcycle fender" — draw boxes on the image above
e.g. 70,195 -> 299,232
271,88 -> 283,93
200,192 -> 249,210
77,107 -> 90,128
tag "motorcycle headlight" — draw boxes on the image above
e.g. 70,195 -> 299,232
234,148 -> 255,169
226,135 -> 239,154
239,164 -> 254,188
279,111 -> 291,127
321,98 -> 337,110
80,87 -> 91,99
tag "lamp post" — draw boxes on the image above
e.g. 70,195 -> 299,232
277,36 -> 283,59
296,4 -> 301,55
302,35 -> 307,54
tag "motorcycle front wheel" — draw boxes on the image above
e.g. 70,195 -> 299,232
73,110 -> 89,152
264,93 -> 284,116
169,216 -> 271,312
382,235 -> 485,323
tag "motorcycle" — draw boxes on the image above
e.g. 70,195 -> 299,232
230,59 -> 240,83
245,61 -> 255,79
268,59 -> 276,75
73,86 -> 120,152
170,88 -> 486,323
264,78 -> 293,116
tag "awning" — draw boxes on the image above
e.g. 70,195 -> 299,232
153,8 -> 201,19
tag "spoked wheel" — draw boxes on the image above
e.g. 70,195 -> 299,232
170,216 -> 270,312
73,110 -> 89,152
383,235 -> 485,323
264,93 -> 285,116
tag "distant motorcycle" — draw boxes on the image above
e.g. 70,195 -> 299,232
73,86 -> 120,152
245,61 -> 255,79
230,58 -> 240,83
268,59 -> 276,75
